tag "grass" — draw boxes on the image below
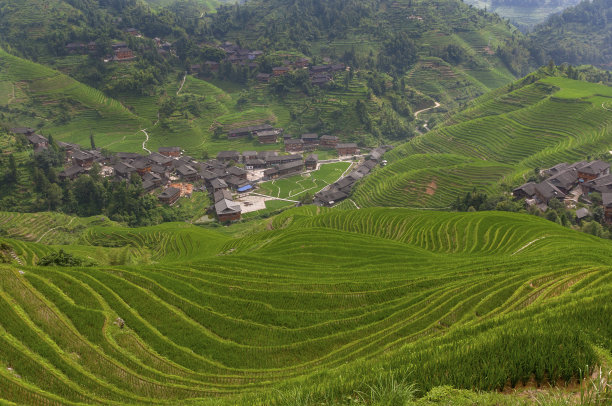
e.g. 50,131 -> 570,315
0,207 -> 610,404
257,162 -> 351,199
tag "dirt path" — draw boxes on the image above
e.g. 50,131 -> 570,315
36,217 -> 75,244
177,72 -> 187,95
511,236 -> 547,256
141,129 -> 152,154
251,193 -> 299,203
414,101 -> 441,119
348,199 -> 360,209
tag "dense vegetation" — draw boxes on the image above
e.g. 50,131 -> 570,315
0,207 -> 611,405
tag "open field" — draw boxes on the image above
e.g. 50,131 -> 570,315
352,74 -> 612,208
0,207 -> 610,404
257,162 -> 351,199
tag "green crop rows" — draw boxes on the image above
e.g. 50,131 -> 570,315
0,207 -> 610,404
353,75 -> 612,208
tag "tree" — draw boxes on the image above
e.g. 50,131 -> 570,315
90,131 -> 96,150
5,155 -> 17,184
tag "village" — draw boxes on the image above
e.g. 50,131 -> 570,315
10,126 -> 387,223
66,30 -> 347,87
513,160 -> 612,223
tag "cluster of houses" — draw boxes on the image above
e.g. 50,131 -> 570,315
513,160 -> 612,222
226,125 -> 360,156
65,28 -> 175,62
258,60 -> 347,87
315,147 -> 388,206
188,41 -> 347,87
11,125 -> 383,222
190,42 -> 264,74
284,133 -> 358,156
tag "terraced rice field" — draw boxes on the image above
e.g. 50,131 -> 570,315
353,76 -> 612,208
0,208 -> 610,404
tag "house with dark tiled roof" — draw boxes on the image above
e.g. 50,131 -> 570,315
577,161 -> 610,182
305,154 -> 318,170
284,139 -> 304,152
534,181 -> 566,204
336,143 -> 359,156
215,199 -> 241,222
114,162 -> 136,179
59,165 -> 85,181
513,182 -> 538,200
72,150 -> 94,168
319,135 -> 339,149
176,165 -> 198,182
216,151 -> 241,163
158,187 -> 181,205
158,146 -> 181,157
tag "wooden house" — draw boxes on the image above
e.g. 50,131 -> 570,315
158,187 -> 181,205
59,165 -> 85,181
257,130 -> 278,144
276,160 -> 304,177
113,162 -> 136,179
336,143 -> 359,156
227,166 -> 247,181
210,178 -> 229,191
25,133 -> 49,151
216,151 -> 240,163
305,154 -> 318,170
72,150 -> 94,168
534,181 -> 565,204
512,182 -> 538,200
176,165 -> 199,182
272,66 -> 290,76
215,199 -> 241,222
578,161 -> 610,182
158,146 -> 181,157
301,133 -> 319,145
320,135 -> 339,149
132,157 -> 152,176
284,139 -> 304,152
148,153 -> 173,167
266,154 -> 302,166
245,158 -> 266,170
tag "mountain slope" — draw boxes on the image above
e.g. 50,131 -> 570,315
0,207 -> 610,404
351,71 -> 612,209
529,0 -> 612,69
0,48 -> 147,150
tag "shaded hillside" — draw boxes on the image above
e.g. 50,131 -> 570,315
0,207 -> 610,404
351,70 -> 612,209
528,0 -> 612,69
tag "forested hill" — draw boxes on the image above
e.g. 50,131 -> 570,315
0,0 -> 210,61
210,0 -> 519,78
528,0 -> 612,69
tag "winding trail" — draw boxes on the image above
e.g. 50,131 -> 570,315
414,101 -> 441,119
141,129 -> 151,154
348,199 -> 360,209
36,217 -> 76,244
511,236 -> 548,256
177,72 -> 187,95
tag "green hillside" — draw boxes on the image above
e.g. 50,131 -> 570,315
0,207 -> 610,404
0,48 -> 147,151
352,71 -> 612,209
